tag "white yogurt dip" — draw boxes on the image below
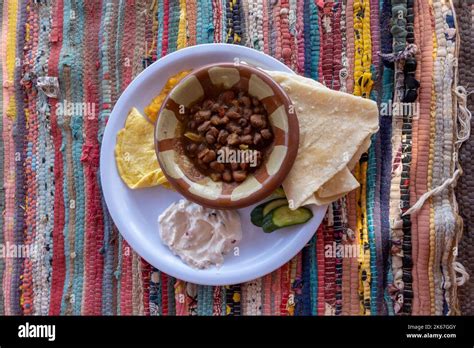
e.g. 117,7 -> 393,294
158,199 -> 242,269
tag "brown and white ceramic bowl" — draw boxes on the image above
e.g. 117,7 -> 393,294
154,63 -> 299,209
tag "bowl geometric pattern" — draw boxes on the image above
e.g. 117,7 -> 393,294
155,63 -> 299,209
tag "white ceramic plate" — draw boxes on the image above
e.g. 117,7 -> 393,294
100,44 -> 327,285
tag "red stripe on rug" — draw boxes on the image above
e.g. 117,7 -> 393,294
316,224 -> 326,315
161,272 -> 169,315
21,2 -> 39,316
324,218 -> 336,314
212,286 -> 222,315
262,273 -> 272,315
81,1 -> 105,315
279,0 -> 293,68
280,262 -> 291,315
120,240 -> 133,315
141,258 -> 151,316
121,0 -> 136,92
48,0 -> 66,316
346,190 -> 360,315
162,0 -> 170,56
118,2 -> 137,316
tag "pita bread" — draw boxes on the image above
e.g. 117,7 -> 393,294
267,71 -> 379,209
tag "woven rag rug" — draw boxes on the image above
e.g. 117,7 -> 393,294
0,0 -> 473,316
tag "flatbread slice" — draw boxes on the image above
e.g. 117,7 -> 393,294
267,71 -> 379,209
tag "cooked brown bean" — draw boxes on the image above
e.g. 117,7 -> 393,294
240,134 -> 253,145
240,96 -> 251,108
217,129 -> 229,144
210,161 -> 225,172
220,115 -> 229,124
226,122 -> 242,134
238,118 -> 248,127
251,97 -> 260,106
232,170 -> 247,182
230,162 -> 239,170
207,127 -> 219,137
227,133 -> 240,146
253,133 -> 263,146
210,115 -> 221,126
195,110 -> 211,122
226,109 -> 241,119
210,114 -> 229,126
225,123 -> 238,133
198,148 -> 210,160
201,149 -> 216,163
243,107 -> 252,118
210,173 -> 222,182
243,125 -> 252,135
260,128 -> 273,140
250,114 -> 266,128
202,99 -> 214,110
197,120 -> 211,133
222,169 -> 232,182
186,143 -> 198,156
220,90 -> 235,104
205,133 -> 216,144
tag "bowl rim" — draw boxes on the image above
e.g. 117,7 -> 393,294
154,62 -> 299,209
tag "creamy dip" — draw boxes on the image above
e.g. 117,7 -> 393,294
158,199 -> 242,269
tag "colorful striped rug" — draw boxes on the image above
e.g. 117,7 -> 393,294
0,0 -> 472,316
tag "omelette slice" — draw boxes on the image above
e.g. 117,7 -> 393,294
115,107 -> 168,189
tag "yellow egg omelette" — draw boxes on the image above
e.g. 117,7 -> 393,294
115,107 -> 169,189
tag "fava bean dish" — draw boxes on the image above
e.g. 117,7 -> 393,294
182,89 -> 273,183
